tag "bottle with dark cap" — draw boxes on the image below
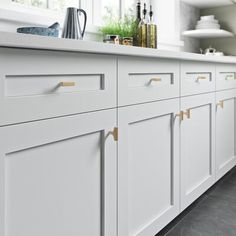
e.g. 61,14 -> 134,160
134,0 -> 141,46
147,5 -> 157,48
138,3 -> 148,47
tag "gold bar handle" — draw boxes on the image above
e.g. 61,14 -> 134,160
225,75 -> 235,81
107,127 -> 118,141
59,82 -> 76,87
196,76 -> 207,82
217,100 -> 224,109
184,109 -> 191,119
149,78 -> 162,83
176,111 -> 184,121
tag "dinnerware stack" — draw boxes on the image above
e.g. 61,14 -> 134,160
195,15 -> 220,30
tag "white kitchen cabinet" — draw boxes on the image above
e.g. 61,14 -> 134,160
216,89 -> 236,180
118,57 -> 180,106
180,93 -> 216,211
181,61 -> 215,96
0,48 -> 116,126
216,64 -> 236,91
2,39 -> 236,236
118,99 -> 180,236
0,109 -> 117,236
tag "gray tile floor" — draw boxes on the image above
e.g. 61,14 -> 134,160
156,167 -> 236,236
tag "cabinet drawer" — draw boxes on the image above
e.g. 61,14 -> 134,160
0,48 -> 116,126
216,64 -> 236,91
118,57 -> 180,106
181,61 -> 215,96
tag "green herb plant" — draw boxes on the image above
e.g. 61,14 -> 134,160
100,7 -> 138,38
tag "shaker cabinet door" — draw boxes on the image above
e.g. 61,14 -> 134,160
180,93 -> 216,211
216,89 -> 236,180
0,109 -> 117,236
118,99 -> 180,236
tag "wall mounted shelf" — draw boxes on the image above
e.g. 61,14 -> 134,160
182,29 -> 234,39
181,0 -> 235,9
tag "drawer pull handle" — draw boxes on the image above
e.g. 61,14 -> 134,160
107,127 -> 118,141
176,111 -> 184,121
217,100 -> 224,109
225,75 -> 235,81
196,76 -> 207,82
149,78 -> 162,84
59,82 -> 76,87
184,109 -> 191,119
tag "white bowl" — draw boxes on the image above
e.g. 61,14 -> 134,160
196,22 -> 220,27
196,25 -> 220,30
201,15 -> 215,21
196,22 -> 220,26
197,19 -> 219,24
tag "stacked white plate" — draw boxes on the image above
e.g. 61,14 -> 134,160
196,15 -> 220,30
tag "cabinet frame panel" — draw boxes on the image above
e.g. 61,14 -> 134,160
118,99 -> 180,236
216,89 -> 236,180
0,109 -> 117,236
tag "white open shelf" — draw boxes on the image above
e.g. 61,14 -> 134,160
181,0 -> 235,9
182,29 -> 234,38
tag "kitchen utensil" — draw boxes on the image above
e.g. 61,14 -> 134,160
62,7 -> 87,40
17,22 -> 60,37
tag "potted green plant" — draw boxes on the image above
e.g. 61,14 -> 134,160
100,7 -> 137,46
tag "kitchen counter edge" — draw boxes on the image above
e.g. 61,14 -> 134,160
1,31 -> 236,64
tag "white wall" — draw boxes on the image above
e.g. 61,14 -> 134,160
151,0 -> 184,51
180,2 -> 200,53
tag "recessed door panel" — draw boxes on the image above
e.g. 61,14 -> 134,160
181,93 -> 215,211
6,132 -> 101,236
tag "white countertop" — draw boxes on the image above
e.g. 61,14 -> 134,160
1,31 -> 236,64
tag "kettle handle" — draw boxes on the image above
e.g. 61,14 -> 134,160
77,9 -> 87,38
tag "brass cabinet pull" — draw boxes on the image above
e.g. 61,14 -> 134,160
107,127 -> 118,141
176,111 -> 184,121
196,76 -> 207,82
59,82 -> 76,87
217,100 -> 224,109
225,75 -> 235,81
149,78 -> 162,83
184,109 -> 191,119
176,109 -> 191,121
